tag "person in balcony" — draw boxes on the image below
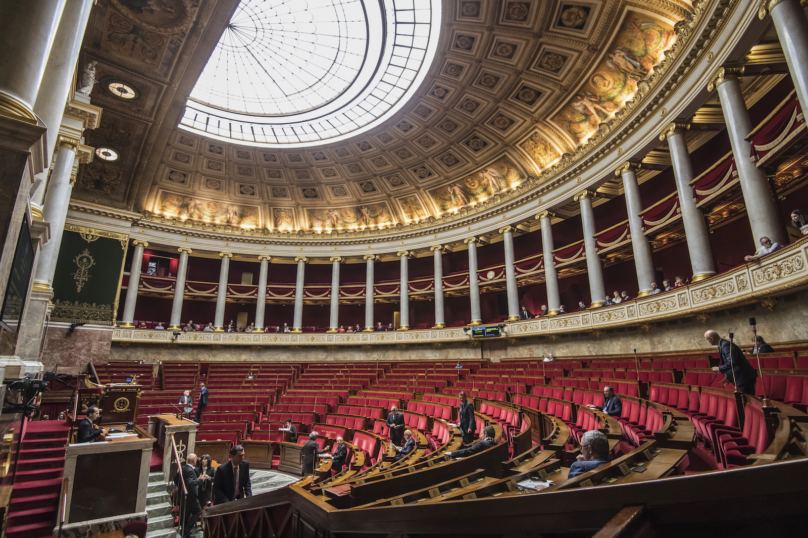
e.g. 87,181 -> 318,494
338,325 -> 346,333
375,322 -> 384,331
604,296 -> 612,306
568,431 -> 610,478
386,323 -> 394,331
744,236 -> 781,262
588,386 -> 622,417
138,322 -> 147,329
578,301 -> 587,311
674,276 -> 685,288
621,291 -> 632,302
519,306 -> 533,319
538,305 -> 548,317
203,323 -> 214,332
246,322 -> 255,332
649,282 -> 661,295
444,426 -> 496,459
155,322 -> 165,330
790,209 -> 808,236
662,280 -> 673,292
393,430 -> 416,461
355,323 -> 361,332
183,320 -> 196,332
345,326 -> 354,333
612,291 -> 622,304
558,305 -> 566,314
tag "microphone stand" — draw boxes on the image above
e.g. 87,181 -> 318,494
750,325 -> 770,407
727,330 -> 742,431
633,348 -> 640,380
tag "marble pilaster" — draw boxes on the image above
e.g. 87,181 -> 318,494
168,248 -> 192,330
500,226 -> 521,320
464,238 -> 482,325
537,211 -> 560,315
327,257 -> 342,332
213,252 -> 232,331
397,251 -> 413,330
616,162 -> 655,297
120,240 -> 148,327
253,256 -> 271,331
575,190 -> 606,307
292,257 -> 307,332
431,245 -> 446,328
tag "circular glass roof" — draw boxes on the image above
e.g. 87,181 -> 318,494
180,0 -> 441,147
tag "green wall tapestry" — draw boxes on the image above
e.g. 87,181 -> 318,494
51,225 -> 128,325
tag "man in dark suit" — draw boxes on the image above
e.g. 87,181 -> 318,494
393,430 -> 416,461
302,432 -> 329,476
175,453 -> 206,538
706,330 -> 758,395
519,306 -> 533,319
282,419 -> 298,443
213,445 -> 252,504
329,437 -> 348,473
588,386 -> 622,417
77,406 -> 105,443
194,383 -> 209,422
458,391 -> 476,445
444,426 -> 496,458
568,431 -> 610,478
386,406 -> 405,447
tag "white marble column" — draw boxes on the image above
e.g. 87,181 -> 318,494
253,255 -> 270,331
431,245 -> 446,328
292,257 -> 307,333
761,0 -> 808,112
575,190 -> 607,307
616,162 -> 655,297
661,123 -> 716,281
32,0 -> 93,169
327,257 -> 342,332
537,211 -> 560,315
168,248 -> 192,330
363,255 -> 377,331
500,226 -> 521,320
0,0 -> 67,114
31,139 -> 79,289
120,240 -> 148,327
397,251 -> 412,330
464,238 -> 483,325
213,252 -> 232,331
708,68 -> 786,249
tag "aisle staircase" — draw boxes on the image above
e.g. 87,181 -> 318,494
5,421 -> 70,538
144,472 -> 175,538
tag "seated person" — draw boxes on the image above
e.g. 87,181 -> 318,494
750,336 -> 774,354
326,437 -> 348,473
790,209 -> 808,236
77,406 -> 105,443
375,322 -> 384,331
393,430 -> 416,461
183,320 -> 195,332
386,323 -> 394,331
621,291 -> 632,302
355,324 -> 361,332
538,305 -> 548,317
577,301 -> 587,311
203,322 -> 214,332
612,291 -> 622,304
649,282 -> 661,295
246,322 -> 255,332
568,430 -> 610,478
744,236 -> 781,262
338,325 -> 346,333
155,322 -> 165,330
604,296 -> 613,306
345,326 -> 354,333
543,353 -> 557,362
444,425 -> 497,458
558,305 -> 566,314
662,280 -> 673,292
588,386 -> 622,417
520,306 -> 533,319
138,322 -> 147,329
674,276 -> 685,288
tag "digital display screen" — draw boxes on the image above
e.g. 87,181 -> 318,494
471,326 -> 501,338
485,326 -> 501,337
471,327 -> 486,338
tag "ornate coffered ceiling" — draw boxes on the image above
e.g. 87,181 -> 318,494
76,0 -> 694,235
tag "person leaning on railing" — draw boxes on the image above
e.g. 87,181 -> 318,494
444,425 -> 496,458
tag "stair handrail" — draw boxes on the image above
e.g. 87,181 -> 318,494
170,433 -> 188,538
56,476 -> 69,538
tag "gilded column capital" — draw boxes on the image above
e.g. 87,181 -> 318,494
132,240 -> 149,248
177,247 -> 193,255
0,93 -> 37,124
329,256 -> 344,263
615,161 -> 641,177
57,135 -> 80,151
219,252 -> 233,258
535,210 -> 554,221
659,122 -> 690,141
77,144 -> 94,164
706,66 -> 745,92
498,225 -> 515,235
363,254 -> 379,261
573,189 -> 596,202
430,245 -> 446,252
463,236 -> 483,245
397,250 -> 415,258
758,0 -> 787,19
295,256 -> 309,263
258,255 -> 272,261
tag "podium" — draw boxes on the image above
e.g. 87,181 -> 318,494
100,384 -> 142,425
148,414 -> 198,479
62,424 -> 155,524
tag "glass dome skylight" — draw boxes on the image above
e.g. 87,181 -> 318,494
180,0 -> 441,147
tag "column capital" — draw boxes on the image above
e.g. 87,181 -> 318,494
498,225 -> 514,235
132,240 -> 149,248
659,122 -> 690,141
397,250 -> 415,258
463,236 -> 483,245
535,210 -> 555,221
573,189 -> 596,202
758,0 -> 787,19
615,161 -> 641,176
258,255 -> 272,261
76,144 -> 94,164
177,247 -> 193,255
363,254 -> 379,261
706,66 -> 745,92
329,256 -> 344,263
219,252 -> 233,258
295,256 -> 309,263
56,135 -> 80,151
430,245 -> 446,252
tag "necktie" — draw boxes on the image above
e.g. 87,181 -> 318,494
233,465 -> 239,499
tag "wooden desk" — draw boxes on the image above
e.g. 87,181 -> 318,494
148,414 -> 198,478
63,425 -> 155,524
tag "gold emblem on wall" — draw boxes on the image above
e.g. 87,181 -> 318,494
72,249 -> 96,292
113,397 -> 131,412
80,232 -> 100,243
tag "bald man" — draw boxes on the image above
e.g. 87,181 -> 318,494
393,430 -> 416,461
705,330 -> 758,395
174,453 -> 205,538
330,437 -> 348,473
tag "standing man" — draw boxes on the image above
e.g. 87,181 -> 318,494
519,306 -> 533,319
213,445 -> 252,504
175,453 -> 206,538
705,330 -> 758,395
386,406 -> 405,447
77,406 -> 105,443
301,432 -> 329,476
282,418 -> 298,443
458,391 -> 476,445
194,383 -> 209,422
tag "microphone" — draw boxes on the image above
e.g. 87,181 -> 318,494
728,332 -> 734,340
749,317 -> 756,326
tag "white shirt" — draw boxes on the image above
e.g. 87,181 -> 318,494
203,326 -> 213,332
543,357 -> 556,362
760,242 -> 780,255
155,325 -> 164,330
649,289 -> 660,295
612,297 -> 622,304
